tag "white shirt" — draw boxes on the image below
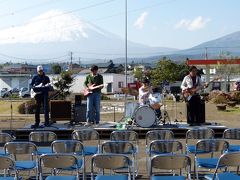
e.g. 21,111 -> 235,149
181,75 -> 203,93
138,85 -> 152,105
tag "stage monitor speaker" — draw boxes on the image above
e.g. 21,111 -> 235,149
50,100 -> 72,121
75,95 -> 82,106
74,103 -> 87,123
186,99 -> 205,125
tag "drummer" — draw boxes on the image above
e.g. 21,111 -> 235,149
138,79 -> 162,119
138,78 -> 152,105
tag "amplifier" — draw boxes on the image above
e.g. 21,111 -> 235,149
50,100 -> 72,121
74,103 -> 87,123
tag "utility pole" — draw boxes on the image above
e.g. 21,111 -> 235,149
69,51 -> 73,71
78,57 -> 81,67
125,0 -> 128,87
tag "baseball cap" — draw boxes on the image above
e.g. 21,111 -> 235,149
37,65 -> 43,72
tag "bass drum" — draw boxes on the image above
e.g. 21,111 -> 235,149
134,106 -> 156,128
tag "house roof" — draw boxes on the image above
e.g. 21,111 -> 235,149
187,59 -> 240,65
78,68 -> 108,74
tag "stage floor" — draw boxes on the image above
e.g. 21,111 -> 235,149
7,120 -> 227,140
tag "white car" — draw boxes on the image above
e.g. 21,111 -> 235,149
0,88 -> 11,98
19,87 -> 30,98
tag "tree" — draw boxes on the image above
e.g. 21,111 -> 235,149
52,64 -> 62,74
53,71 -> 74,100
150,58 -> 180,86
134,67 -> 144,81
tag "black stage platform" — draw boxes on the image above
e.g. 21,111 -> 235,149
4,121 -> 227,140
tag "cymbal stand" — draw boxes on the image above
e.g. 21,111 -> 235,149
161,89 -> 171,125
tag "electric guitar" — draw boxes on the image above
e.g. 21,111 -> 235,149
82,84 -> 104,96
182,76 -> 222,101
30,83 -> 53,98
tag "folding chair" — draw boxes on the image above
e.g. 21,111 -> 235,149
0,133 -> 13,156
72,129 -> 100,156
223,128 -> 240,152
4,142 -> 38,177
101,141 -> 135,179
185,128 -> 214,154
51,139 -> 85,179
149,154 -> 192,179
29,131 -> 57,155
147,140 -> 183,175
39,154 -> 79,180
146,130 -> 174,153
205,151 -> 240,180
194,139 -> 229,180
0,155 -> 18,179
110,130 -> 139,175
91,154 -> 132,180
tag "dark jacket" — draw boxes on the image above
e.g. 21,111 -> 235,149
30,72 -> 50,87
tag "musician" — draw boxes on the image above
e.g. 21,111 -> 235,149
138,78 -> 152,105
181,66 -> 206,125
30,65 -> 50,128
84,65 -> 103,126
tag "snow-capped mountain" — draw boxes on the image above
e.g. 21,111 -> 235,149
0,10 -> 177,62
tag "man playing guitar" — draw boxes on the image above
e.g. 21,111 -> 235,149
181,66 -> 207,125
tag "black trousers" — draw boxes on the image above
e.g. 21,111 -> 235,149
34,92 -> 49,125
186,94 -> 201,125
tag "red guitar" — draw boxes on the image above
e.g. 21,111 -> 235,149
82,84 -> 104,96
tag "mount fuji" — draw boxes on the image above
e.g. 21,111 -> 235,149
0,10 -> 177,63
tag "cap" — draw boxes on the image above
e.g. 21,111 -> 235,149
37,65 -> 43,72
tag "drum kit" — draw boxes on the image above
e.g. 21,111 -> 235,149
123,92 -> 170,128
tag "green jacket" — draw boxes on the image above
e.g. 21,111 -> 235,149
84,73 -> 103,93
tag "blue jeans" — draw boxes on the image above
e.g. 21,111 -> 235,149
86,92 -> 101,124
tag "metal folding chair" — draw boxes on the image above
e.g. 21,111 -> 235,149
223,128 -> 240,152
4,142 -> 38,177
149,154 -> 192,179
72,129 -> 100,156
51,139 -> 85,179
194,139 -> 229,180
0,155 -> 18,179
205,151 -> 240,180
101,140 -> 135,179
39,154 -> 79,180
0,133 -> 13,156
185,128 -> 214,154
110,130 -> 139,176
91,154 -> 132,180
29,131 -> 57,155
146,130 -> 174,152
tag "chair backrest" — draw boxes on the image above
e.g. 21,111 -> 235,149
91,153 -> 130,171
0,156 -> 15,170
72,129 -> 99,142
4,142 -> 37,155
149,140 -> 183,155
195,139 -> 229,155
146,130 -> 174,148
0,133 -> 13,144
40,154 -> 78,169
51,140 -> 84,154
150,154 -> 191,178
29,131 -> 57,143
212,152 -> 240,180
186,128 -> 214,145
110,130 -> 138,148
223,128 -> 240,140
102,141 -> 134,154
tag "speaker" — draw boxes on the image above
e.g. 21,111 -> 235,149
74,103 -> 87,123
50,100 -> 72,121
75,95 -> 82,106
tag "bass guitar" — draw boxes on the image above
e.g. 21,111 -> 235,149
31,83 -> 53,98
183,76 -> 221,101
82,84 -> 104,96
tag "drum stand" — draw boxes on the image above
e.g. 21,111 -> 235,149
171,94 -> 178,123
161,92 -> 171,125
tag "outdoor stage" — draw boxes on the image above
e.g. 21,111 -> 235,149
5,120 -> 227,140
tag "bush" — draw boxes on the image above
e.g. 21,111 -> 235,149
18,100 -> 35,114
209,90 -> 232,104
230,91 -> 240,103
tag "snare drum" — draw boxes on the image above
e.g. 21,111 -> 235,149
149,93 -> 162,110
134,106 -> 156,128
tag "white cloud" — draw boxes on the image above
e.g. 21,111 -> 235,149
175,16 -> 211,31
134,12 -> 148,29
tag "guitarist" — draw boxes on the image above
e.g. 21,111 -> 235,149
30,65 -> 50,128
84,65 -> 103,126
181,66 -> 207,125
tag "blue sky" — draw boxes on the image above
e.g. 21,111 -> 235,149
0,0 -> 240,49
